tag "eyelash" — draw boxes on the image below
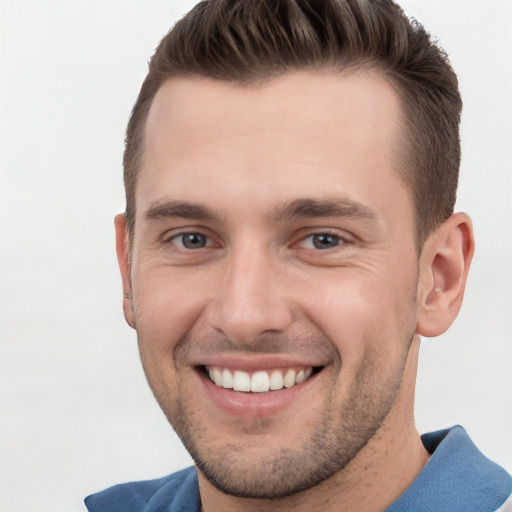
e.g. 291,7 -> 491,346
165,231 -> 214,249
163,230 -> 348,252
298,232 -> 346,250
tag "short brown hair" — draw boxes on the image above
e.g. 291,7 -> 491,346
123,0 -> 462,246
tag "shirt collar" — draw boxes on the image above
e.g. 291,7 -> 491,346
386,425 -> 512,512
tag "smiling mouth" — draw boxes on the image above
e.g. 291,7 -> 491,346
203,366 -> 322,393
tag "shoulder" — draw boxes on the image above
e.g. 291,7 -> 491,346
84,466 -> 200,512
387,426 -> 512,512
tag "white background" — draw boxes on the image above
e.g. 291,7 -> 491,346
0,1 -> 511,511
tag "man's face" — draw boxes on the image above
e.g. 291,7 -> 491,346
120,71 -> 423,498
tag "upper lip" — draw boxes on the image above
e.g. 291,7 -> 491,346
191,353 -> 328,372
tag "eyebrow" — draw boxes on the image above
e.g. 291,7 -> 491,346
144,200 -> 218,222
270,197 -> 378,222
143,197 -> 378,224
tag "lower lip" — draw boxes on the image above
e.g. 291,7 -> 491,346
197,368 -> 320,418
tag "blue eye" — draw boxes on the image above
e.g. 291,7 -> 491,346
174,233 -> 209,249
303,233 -> 342,250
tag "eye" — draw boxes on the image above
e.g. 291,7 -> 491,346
302,233 -> 343,250
171,232 -> 210,249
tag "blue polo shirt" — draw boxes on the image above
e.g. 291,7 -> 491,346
85,426 -> 512,511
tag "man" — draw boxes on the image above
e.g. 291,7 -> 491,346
85,0 -> 511,510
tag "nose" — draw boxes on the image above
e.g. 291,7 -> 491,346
206,243 -> 293,344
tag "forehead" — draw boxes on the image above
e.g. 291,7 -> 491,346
139,70 -> 410,222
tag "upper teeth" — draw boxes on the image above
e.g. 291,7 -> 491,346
207,367 -> 313,393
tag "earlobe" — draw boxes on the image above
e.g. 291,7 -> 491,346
114,213 -> 136,329
416,213 -> 475,338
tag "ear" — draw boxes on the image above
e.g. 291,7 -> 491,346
114,213 -> 136,329
416,213 -> 475,337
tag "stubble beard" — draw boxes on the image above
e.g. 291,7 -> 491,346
153,333 -> 416,500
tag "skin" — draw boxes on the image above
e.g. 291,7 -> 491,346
115,70 -> 474,512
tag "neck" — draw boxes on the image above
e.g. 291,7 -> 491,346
199,337 -> 429,512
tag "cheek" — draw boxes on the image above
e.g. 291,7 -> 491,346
132,269 -> 209,352
300,266 -> 418,361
